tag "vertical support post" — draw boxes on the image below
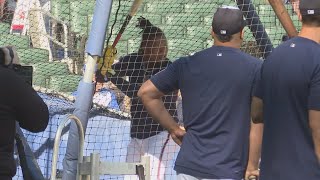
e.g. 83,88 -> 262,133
89,153 -> 100,180
82,156 -> 91,180
141,156 -> 150,180
63,23 -> 68,59
63,0 -> 113,179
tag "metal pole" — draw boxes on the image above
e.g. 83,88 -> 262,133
89,153 -> 100,180
51,115 -> 85,180
62,0 -> 113,179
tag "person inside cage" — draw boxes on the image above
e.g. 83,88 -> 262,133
104,16 -> 180,180
72,64 -> 121,111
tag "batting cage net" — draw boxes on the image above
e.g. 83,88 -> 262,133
0,0 -> 300,179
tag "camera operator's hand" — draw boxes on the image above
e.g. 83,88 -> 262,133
0,46 -> 20,66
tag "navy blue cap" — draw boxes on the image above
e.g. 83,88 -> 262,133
212,6 -> 246,36
300,0 -> 320,16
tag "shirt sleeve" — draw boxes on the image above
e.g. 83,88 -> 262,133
252,61 -> 263,99
6,69 -> 49,132
150,58 -> 181,94
308,64 -> 320,110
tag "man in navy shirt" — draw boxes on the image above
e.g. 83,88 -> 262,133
108,17 -> 179,179
138,6 -> 263,180
246,0 -> 320,179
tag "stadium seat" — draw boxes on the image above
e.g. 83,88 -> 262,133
134,13 -> 163,25
33,74 -> 48,87
290,15 -> 302,30
32,62 -> 70,88
0,35 -> 30,48
167,50 -> 186,61
167,38 -> 210,60
160,0 -> 196,3
205,39 -> 214,48
70,1 -> 95,16
71,23 -> 91,35
168,38 -> 204,54
252,0 -> 269,5
109,40 -> 129,56
112,2 -> 137,14
49,75 -> 82,92
203,15 -> 213,27
33,62 -> 69,76
284,3 -> 294,13
144,2 -> 184,14
51,0 -> 70,21
265,27 -> 286,46
128,39 -> 141,54
184,3 -> 217,15
159,25 -> 186,39
186,26 -> 211,40
108,24 -> 141,41
52,0 -> 69,4
168,38 -> 203,48
275,15 -> 301,31
258,5 -> 275,16
198,0 -> 230,5
17,48 -> 49,65
0,23 -> 10,34
259,16 -> 277,28
164,14 -> 203,26
70,15 -> 92,34
243,27 -> 256,42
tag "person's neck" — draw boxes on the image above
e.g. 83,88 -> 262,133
214,41 -> 241,49
299,26 -> 320,44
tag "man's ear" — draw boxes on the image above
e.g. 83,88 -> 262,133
211,28 -> 215,38
240,29 -> 245,40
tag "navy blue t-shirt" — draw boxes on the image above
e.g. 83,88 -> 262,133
255,37 -> 320,180
151,46 -> 262,179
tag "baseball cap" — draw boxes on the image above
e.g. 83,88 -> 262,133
300,0 -> 320,16
212,6 -> 246,36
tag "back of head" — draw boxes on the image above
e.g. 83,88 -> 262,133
300,0 -> 320,27
211,6 -> 246,44
136,17 -> 168,63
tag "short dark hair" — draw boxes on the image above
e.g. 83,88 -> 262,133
302,15 -> 320,27
216,35 -> 233,43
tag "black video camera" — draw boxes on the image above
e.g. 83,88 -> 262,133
11,64 -> 33,85
0,47 -> 33,85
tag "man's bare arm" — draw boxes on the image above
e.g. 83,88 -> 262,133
245,122 -> 263,179
138,80 -> 185,145
309,110 -> 320,163
245,97 -> 263,179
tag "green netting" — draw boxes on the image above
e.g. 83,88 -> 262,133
33,62 -> 69,76
0,35 -> 30,48
51,0 -> 70,21
0,23 -> 10,34
17,48 -> 49,65
49,75 -> 82,92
